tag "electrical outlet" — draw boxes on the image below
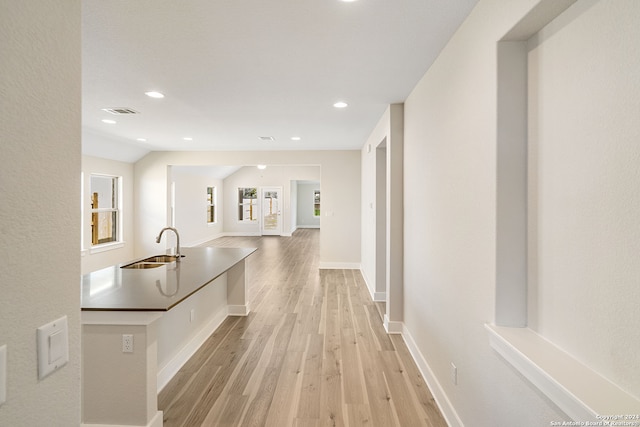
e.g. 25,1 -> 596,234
122,334 -> 134,353
451,363 -> 458,385
190,309 -> 195,323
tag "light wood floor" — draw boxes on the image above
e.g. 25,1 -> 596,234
159,229 -> 447,427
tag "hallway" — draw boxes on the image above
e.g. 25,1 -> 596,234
159,229 -> 446,426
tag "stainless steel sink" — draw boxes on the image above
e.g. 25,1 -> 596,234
121,262 -> 164,269
121,254 -> 182,269
141,255 -> 179,263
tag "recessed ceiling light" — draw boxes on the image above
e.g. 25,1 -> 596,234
257,165 -> 267,170
101,119 -> 116,124
333,101 -> 348,108
136,138 -> 147,142
183,137 -> 193,141
291,136 -> 301,141
259,136 -> 275,141
145,91 -> 164,99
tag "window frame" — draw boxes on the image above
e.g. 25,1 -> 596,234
313,189 -> 321,217
238,187 -> 258,222
207,186 -> 217,224
90,174 -> 123,249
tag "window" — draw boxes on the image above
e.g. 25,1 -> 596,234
207,186 -> 217,223
314,190 -> 321,217
238,187 -> 257,222
90,174 -> 121,245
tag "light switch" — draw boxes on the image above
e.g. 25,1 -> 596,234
49,331 -> 64,364
0,344 -> 6,406
37,316 -> 69,380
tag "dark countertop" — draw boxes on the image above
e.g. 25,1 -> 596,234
81,246 -> 257,311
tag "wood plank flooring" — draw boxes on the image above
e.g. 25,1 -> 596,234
158,229 -> 447,427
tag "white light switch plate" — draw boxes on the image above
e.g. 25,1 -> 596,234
0,344 -> 6,406
37,316 -> 69,380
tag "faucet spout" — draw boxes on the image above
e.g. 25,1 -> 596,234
155,227 -> 181,261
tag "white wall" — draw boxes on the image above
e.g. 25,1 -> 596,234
171,166 -> 224,247
527,0 -> 640,397
134,151 -> 360,268
402,0 -> 564,425
361,112 -> 389,297
360,105 -> 403,312
0,1 -> 82,425
81,155 -> 136,274
396,0 -> 640,425
222,165 -> 320,237
296,182 -> 321,228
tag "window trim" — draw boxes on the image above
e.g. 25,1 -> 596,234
90,174 -> 123,248
238,187 -> 258,222
207,186 -> 217,224
89,241 -> 125,254
313,189 -> 321,217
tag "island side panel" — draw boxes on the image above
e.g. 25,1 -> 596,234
82,322 -> 161,426
227,259 -> 249,316
156,273 -> 228,391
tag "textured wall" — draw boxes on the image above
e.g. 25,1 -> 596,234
400,0 -> 640,424
403,0 -> 567,425
528,0 -> 640,398
0,1 -> 82,425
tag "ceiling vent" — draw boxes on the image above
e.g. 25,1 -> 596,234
259,136 -> 275,141
102,108 -> 139,115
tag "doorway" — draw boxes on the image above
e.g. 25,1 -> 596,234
376,140 -> 388,304
261,187 -> 282,236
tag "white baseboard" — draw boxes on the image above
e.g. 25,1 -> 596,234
360,268 -> 374,300
296,225 -> 320,229
82,410 -> 163,427
373,291 -> 386,302
222,231 -> 262,237
187,232 -> 225,247
319,262 -> 361,270
401,324 -> 464,427
383,314 -> 403,334
228,304 -> 250,316
359,268 -> 386,302
156,308 -> 228,392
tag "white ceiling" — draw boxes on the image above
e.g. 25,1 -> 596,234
82,0 -> 478,159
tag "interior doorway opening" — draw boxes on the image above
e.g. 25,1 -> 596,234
376,139 -> 388,311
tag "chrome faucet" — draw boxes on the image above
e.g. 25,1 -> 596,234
155,227 -> 181,261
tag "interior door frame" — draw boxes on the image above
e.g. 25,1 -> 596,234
260,186 -> 283,236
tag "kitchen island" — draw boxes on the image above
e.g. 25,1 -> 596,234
81,246 -> 256,427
